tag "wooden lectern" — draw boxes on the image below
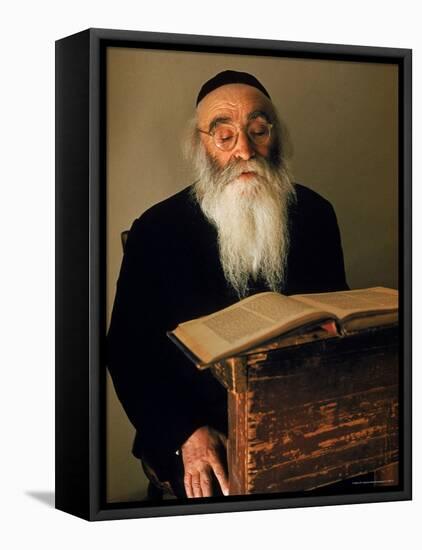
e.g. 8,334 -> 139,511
207,325 -> 399,495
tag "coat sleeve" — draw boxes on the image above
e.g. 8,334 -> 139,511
287,187 -> 349,294
317,200 -> 349,292
107,216 -> 210,480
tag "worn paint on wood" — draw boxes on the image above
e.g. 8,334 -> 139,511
228,391 -> 249,495
219,326 -> 399,494
211,357 -> 248,393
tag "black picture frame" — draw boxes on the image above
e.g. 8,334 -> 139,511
55,27 -> 412,521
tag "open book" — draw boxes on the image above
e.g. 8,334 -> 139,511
168,287 -> 398,366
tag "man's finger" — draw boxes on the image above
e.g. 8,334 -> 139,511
209,454 -> 229,496
218,432 -> 228,449
191,472 -> 202,498
199,469 -> 213,497
184,473 -> 193,498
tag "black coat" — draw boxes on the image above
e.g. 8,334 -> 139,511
107,183 -> 348,480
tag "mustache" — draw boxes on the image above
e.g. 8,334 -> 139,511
211,156 -> 272,183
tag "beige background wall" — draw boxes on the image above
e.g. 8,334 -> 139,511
106,47 -> 398,502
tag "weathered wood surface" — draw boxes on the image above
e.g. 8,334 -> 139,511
211,357 -> 248,393
228,391 -> 248,495
374,461 -> 399,486
222,326 -> 399,495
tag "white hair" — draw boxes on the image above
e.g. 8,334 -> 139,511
183,113 -> 296,298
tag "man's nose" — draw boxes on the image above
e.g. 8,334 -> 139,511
232,130 -> 255,160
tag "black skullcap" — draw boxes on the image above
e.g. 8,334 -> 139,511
196,70 -> 271,106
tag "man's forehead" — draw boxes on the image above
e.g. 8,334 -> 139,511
197,83 -> 274,124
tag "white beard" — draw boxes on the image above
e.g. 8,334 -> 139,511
191,146 -> 296,298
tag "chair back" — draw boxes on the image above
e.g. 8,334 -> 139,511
121,230 -> 129,252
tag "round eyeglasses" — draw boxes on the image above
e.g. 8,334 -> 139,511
198,120 -> 273,152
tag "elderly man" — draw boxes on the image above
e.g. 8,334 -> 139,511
107,71 -> 348,499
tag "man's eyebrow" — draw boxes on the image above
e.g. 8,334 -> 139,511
208,116 -> 232,131
247,110 -> 272,122
207,110 -> 272,131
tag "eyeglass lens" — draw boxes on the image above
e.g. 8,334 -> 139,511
213,120 -> 271,151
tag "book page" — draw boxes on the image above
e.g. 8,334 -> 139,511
173,292 -> 333,364
292,287 -> 398,321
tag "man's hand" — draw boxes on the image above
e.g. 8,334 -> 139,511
181,425 -> 229,498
